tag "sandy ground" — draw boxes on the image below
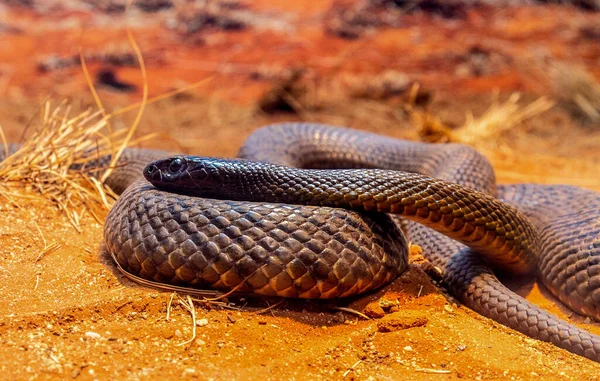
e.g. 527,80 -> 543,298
1,1 -> 600,380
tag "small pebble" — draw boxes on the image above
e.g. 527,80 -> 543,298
85,331 -> 101,339
403,346 -> 412,351
196,318 -> 209,327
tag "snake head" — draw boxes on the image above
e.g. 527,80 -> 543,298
143,156 -> 227,197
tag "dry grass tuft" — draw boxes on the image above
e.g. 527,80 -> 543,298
546,61 -> 600,123
415,92 -> 554,147
0,101 -> 128,232
454,92 -> 555,146
412,92 -> 600,189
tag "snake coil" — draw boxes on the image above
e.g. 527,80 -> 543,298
103,123 -> 600,362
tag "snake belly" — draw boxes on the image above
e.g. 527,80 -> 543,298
104,123 -> 600,362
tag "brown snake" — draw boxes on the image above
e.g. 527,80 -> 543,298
103,123 -> 600,362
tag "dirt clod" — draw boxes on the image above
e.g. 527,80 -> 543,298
364,302 -> 386,318
376,311 -> 429,332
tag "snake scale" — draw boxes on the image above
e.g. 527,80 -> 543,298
102,123 -> 600,362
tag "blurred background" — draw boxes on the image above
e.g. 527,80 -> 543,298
0,0 -> 599,187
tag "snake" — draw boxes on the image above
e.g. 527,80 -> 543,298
101,123 -> 600,362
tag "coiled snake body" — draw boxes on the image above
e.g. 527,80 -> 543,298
103,123 -> 600,362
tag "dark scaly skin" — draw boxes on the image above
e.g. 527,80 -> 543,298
143,123 -> 600,362
104,157 -> 408,299
237,123 -> 600,317
144,157 -> 539,274
498,184 -> 600,320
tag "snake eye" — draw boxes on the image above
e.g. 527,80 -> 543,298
169,157 -> 184,173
